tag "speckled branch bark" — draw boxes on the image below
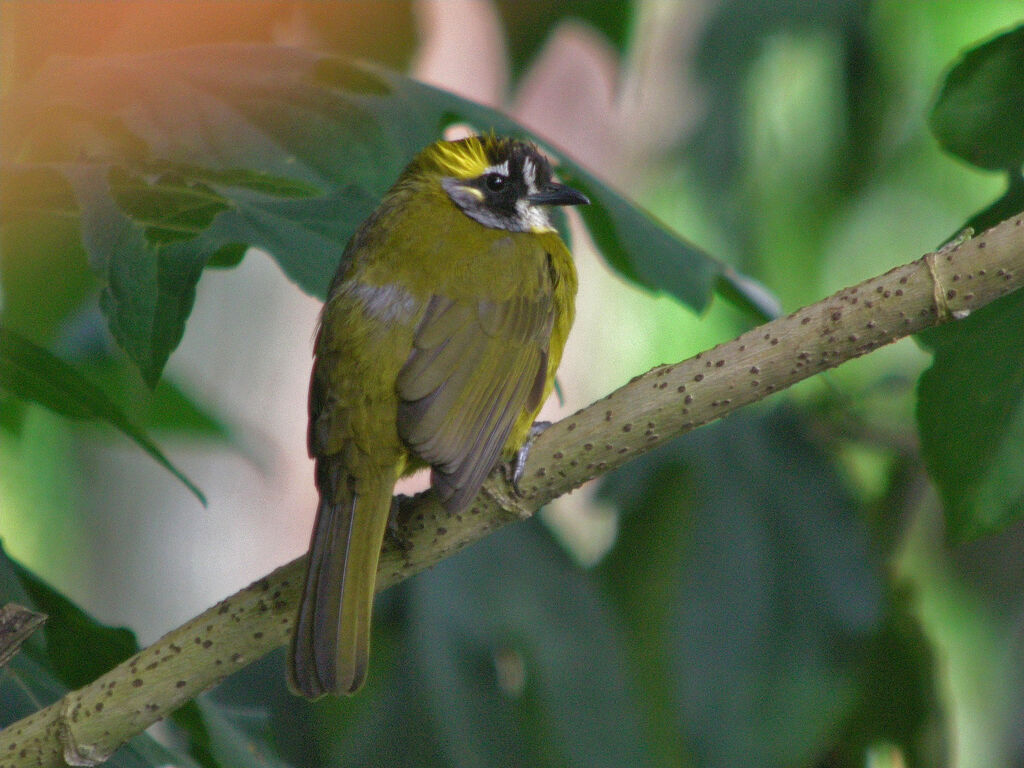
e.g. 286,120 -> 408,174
2,215 -> 1023,767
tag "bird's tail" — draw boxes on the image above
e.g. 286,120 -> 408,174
289,470 -> 393,698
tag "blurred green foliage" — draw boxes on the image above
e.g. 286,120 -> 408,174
3,3 -> 1024,768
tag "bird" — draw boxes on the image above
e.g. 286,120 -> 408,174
288,134 -> 588,698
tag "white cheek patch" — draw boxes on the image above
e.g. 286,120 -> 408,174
522,157 -> 538,195
517,198 -> 554,232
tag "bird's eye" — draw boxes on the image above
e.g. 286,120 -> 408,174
484,173 -> 507,192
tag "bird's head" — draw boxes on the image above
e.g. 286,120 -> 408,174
411,135 -> 589,233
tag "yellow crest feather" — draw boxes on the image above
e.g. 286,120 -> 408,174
417,134 -> 511,180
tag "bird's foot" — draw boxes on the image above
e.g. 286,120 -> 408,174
504,421 -> 551,497
384,496 -> 413,552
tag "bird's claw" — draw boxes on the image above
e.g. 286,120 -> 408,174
384,496 -> 412,551
506,421 -> 551,497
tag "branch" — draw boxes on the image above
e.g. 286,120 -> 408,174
3,215 -> 1023,767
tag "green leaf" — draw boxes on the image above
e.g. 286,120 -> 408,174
373,72 -> 758,316
207,243 -> 247,269
559,166 -> 720,313
930,24 -> 1024,171
688,0 -> 873,195
0,544 -> 204,768
0,547 -> 66,723
325,645 -> 451,768
82,357 -> 232,440
188,639 -> 441,768
0,165 -> 96,343
5,44 -> 764,387
493,0 -> 634,81
960,170 -> 1024,236
0,325 -> 206,503
926,31 -> 1024,546
0,546 -> 40,655
195,699 -> 292,768
917,289 -> 1024,540
599,407 -> 883,767
830,590 -> 946,767
64,165 -> 202,387
9,560 -> 139,691
404,520 -> 656,768
596,457 -> 696,768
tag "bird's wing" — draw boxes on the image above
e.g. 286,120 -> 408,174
396,291 -> 554,511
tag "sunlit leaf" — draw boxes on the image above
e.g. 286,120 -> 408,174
0,165 -> 95,343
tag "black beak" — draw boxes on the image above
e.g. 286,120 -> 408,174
528,182 -> 590,207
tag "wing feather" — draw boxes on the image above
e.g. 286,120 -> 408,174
396,291 -> 554,511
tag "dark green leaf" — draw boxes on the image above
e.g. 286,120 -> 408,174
959,171 -> 1024,236
713,269 -> 782,321
917,289 -> 1024,540
830,590 -> 946,767
688,0 -> 873,196
597,457 -> 696,768
62,164 -> 216,387
930,24 -> 1024,171
108,167 -> 231,245
5,44 -> 763,388
599,408 -> 883,768
1,653 -> 70,734
10,558 -> 139,690
0,545 -> 204,767
186,644 -> 417,768
195,699 -> 292,768
207,243 -> 247,269
405,520 -> 656,768
494,1 -> 634,81
0,548 -> 39,656
386,75 -> 761,316
0,325 -> 205,503
559,166 -> 720,313
0,549 -> 65,716
325,640 -> 450,768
